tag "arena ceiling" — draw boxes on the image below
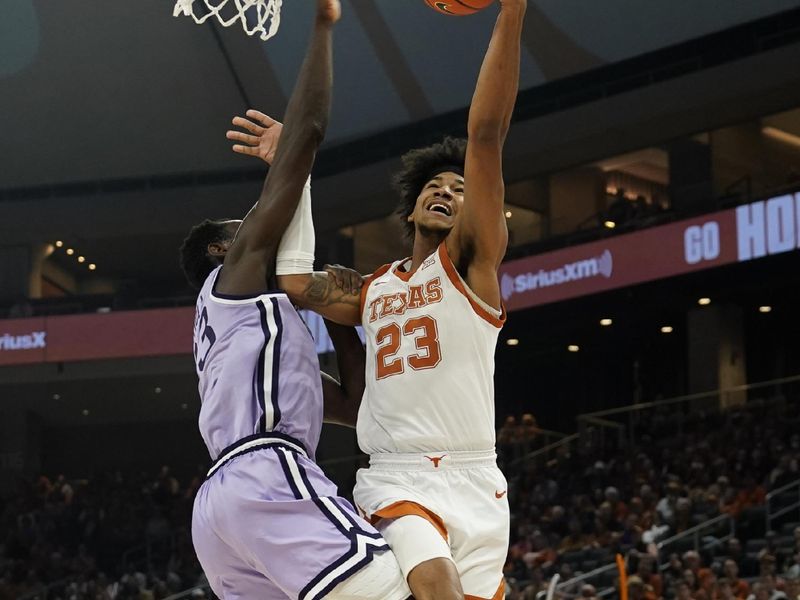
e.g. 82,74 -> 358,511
2,1 -> 800,294
0,0 -> 798,188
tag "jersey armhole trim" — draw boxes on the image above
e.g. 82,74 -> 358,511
371,500 -> 448,542
209,267 -> 287,305
437,244 -> 506,329
359,263 -> 393,321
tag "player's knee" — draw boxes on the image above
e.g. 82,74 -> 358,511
407,557 -> 464,600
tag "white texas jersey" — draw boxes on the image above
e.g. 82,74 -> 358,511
357,243 -> 505,454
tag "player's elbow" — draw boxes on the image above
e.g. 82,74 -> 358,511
303,117 -> 328,145
285,111 -> 328,149
298,96 -> 329,142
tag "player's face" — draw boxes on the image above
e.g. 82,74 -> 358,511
208,220 -> 243,259
408,171 -> 464,235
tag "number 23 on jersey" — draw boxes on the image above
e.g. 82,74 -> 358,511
194,303 -> 216,372
375,315 -> 441,379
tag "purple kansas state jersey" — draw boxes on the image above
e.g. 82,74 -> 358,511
191,267 -> 410,600
193,266 -> 323,460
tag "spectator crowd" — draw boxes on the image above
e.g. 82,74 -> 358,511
0,467 -> 209,600
499,400 -> 800,599
2,400 -> 799,600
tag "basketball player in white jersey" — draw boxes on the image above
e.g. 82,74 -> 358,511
228,1 -> 526,598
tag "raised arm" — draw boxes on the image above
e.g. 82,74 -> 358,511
448,0 -> 526,310
321,319 -> 366,428
215,0 -> 340,296
226,112 -> 365,326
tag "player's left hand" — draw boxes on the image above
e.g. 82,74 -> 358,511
324,264 -> 363,296
227,110 -> 283,165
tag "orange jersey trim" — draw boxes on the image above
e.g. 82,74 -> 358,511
464,579 -> 506,600
371,500 -> 448,542
392,260 -> 415,282
359,263 -> 393,320
465,579 -> 505,600
437,243 -> 506,329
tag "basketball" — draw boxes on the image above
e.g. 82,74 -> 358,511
424,0 -> 495,16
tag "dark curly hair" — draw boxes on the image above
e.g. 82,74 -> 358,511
179,219 -> 234,290
392,137 -> 467,241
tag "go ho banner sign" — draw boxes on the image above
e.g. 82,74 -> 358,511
499,191 -> 800,311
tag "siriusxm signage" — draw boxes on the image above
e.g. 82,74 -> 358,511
0,331 -> 46,351
501,250 -> 613,301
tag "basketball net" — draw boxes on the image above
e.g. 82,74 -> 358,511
173,0 -> 283,41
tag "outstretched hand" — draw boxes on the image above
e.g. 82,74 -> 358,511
226,110 -> 283,165
317,0 -> 341,24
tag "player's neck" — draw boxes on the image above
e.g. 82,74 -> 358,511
409,230 -> 446,272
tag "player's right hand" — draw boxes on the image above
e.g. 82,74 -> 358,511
317,0 -> 341,25
227,110 -> 283,165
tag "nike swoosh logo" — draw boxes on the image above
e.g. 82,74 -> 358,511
495,490 -> 507,499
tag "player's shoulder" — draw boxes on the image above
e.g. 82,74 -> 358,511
367,262 -> 395,285
359,262 -> 395,317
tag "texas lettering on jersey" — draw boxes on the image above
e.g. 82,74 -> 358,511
367,277 -> 443,324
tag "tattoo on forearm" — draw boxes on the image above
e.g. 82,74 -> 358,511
303,273 -> 360,307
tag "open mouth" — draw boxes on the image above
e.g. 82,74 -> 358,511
427,202 -> 452,216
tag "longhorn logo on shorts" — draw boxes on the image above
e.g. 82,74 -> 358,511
425,454 -> 447,468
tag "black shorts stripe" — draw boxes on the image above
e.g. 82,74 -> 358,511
272,450 -> 392,600
275,447 -> 305,501
329,498 -> 385,540
295,454 -> 319,499
300,549 -> 389,600
292,456 -> 354,539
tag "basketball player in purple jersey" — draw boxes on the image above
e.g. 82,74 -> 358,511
178,1 -> 410,598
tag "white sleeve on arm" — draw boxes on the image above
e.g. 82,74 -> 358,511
276,177 -> 315,275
